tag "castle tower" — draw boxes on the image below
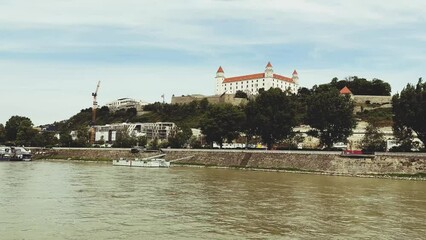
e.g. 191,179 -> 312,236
292,69 -> 299,85
215,66 -> 225,95
265,62 -> 274,78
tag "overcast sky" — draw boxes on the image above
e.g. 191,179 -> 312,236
1,0 -> 425,126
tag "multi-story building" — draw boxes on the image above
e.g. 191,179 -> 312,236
93,122 -> 176,143
105,98 -> 148,112
215,62 -> 299,95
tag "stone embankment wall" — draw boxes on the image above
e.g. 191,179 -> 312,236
162,149 -> 426,176
37,148 -> 425,176
34,148 -> 161,161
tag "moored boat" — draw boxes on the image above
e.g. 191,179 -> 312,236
0,146 -> 32,161
113,154 -> 170,168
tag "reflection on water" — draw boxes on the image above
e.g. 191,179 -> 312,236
1,161 -> 425,239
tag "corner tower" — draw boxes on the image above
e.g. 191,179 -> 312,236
215,66 -> 225,95
292,70 -> 299,85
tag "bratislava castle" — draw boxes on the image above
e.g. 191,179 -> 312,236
215,62 -> 299,95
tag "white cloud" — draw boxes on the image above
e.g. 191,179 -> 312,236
0,0 -> 425,125
1,0 -> 425,52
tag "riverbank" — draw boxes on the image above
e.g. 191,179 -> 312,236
35,148 -> 426,180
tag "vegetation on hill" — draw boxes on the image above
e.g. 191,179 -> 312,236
245,88 -> 298,149
360,123 -> 386,152
328,76 -> 391,95
3,76 -> 425,152
392,78 -> 426,150
355,108 -> 393,127
305,85 -> 356,149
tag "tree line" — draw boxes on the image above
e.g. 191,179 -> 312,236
1,77 -> 425,151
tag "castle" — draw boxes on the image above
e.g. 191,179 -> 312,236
215,62 -> 299,95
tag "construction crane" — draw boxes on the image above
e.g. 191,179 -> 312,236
90,81 -> 101,145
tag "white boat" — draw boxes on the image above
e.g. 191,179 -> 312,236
113,154 -> 170,168
0,146 -> 32,161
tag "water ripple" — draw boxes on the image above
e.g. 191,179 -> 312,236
0,161 -> 425,239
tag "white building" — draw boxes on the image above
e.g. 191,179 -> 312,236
105,98 -> 148,112
94,122 -> 176,143
215,62 -> 299,95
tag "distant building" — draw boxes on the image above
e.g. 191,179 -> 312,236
94,122 -> 176,143
105,98 -> 149,112
215,62 -> 299,95
339,86 -> 353,95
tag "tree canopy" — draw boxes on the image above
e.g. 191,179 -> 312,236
392,78 -> 426,147
5,116 -> 32,141
360,123 -> 386,152
306,86 -> 357,149
329,76 -> 391,96
200,104 -> 245,148
245,88 -> 297,149
0,124 -> 6,144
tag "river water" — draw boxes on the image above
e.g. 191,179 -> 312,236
0,161 -> 425,240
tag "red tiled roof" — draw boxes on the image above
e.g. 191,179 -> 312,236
223,73 -> 264,83
274,74 -> 294,83
293,70 -> 298,75
217,66 -> 224,73
266,62 -> 273,68
222,73 -> 294,83
340,86 -> 352,94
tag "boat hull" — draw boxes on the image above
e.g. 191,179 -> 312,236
0,146 -> 32,161
113,159 -> 170,168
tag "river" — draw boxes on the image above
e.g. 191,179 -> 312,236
0,161 -> 425,239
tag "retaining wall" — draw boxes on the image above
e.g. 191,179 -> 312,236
37,148 -> 426,176
162,149 -> 425,175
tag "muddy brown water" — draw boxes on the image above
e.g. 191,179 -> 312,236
1,161 -> 425,239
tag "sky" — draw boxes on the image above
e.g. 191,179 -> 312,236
1,0 -> 425,126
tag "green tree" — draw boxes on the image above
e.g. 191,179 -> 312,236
5,116 -> 32,141
31,131 -> 58,147
59,131 -> 73,147
0,124 -> 6,144
73,127 -> 90,147
188,136 -> 202,149
149,138 -> 159,150
245,88 -> 297,149
15,119 -> 38,146
200,104 -> 245,148
136,136 -> 148,147
328,76 -> 391,96
392,79 -> 426,148
113,127 -> 137,148
391,126 -> 414,152
235,90 -> 248,99
168,126 -> 192,148
360,123 -> 386,152
306,87 -> 356,149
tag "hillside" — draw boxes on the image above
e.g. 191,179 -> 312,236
54,100 -> 209,133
